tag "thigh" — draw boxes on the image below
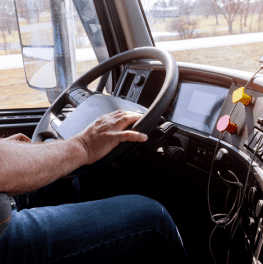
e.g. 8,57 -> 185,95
0,195 -> 188,264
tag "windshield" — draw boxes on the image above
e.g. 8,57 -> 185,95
0,0 -> 108,109
141,0 -> 263,73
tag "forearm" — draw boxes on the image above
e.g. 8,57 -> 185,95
0,110 -> 147,197
0,138 -> 87,196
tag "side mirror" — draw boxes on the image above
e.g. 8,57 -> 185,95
22,46 -> 56,89
14,0 -> 77,103
14,0 -> 57,91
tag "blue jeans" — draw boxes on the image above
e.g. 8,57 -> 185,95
0,179 -> 189,263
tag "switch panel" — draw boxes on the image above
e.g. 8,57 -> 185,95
68,88 -> 91,106
245,128 -> 263,159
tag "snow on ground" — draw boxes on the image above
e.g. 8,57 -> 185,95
0,32 -> 262,70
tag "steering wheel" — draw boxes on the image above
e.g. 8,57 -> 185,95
31,47 -> 179,175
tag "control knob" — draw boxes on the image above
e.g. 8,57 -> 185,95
232,87 -> 252,106
134,74 -> 146,87
217,115 -> 237,134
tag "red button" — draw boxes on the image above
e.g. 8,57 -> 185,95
217,115 -> 237,134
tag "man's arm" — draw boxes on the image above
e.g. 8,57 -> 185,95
0,110 -> 147,197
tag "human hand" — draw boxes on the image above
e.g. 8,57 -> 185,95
74,110 -> 148,165
3,133 -> 31,143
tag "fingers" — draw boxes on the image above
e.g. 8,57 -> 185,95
16,134 -> 31,142
112,130 -> 148,143
3,133 -> 31,143
75,110 -> 148,165
108,110 -> 147,142
113,110 -> 143,131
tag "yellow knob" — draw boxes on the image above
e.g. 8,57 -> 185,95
232,87 -> 252,106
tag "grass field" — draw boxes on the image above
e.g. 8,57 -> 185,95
0,60 -> 100,109
0,13 -> 263,109
151,14 -> 263,38
170,42 -> 263,73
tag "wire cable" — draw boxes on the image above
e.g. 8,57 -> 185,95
207,132 -> 224,222
244,65 -> 263,89
209,224 -> 218,264
208,65 -> 263,264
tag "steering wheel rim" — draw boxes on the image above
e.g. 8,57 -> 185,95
32,47 -> 179,175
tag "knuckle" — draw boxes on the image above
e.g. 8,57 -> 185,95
104,131 -> 114,139
121,115 -> 129,122
124,131 -> 132,138
99,124 -> 108,132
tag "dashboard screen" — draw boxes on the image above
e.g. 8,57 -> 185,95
165,82 -> 229,134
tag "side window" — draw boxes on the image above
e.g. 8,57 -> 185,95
0,0 -> 108,109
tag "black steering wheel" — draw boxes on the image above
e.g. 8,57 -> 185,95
31,47 -> 179,175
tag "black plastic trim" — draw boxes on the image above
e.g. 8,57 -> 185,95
102,0 -> 128,53
137,0 -> 155,46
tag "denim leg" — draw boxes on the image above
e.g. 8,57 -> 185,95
0,195 -> 189,264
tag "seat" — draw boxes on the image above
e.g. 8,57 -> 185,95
0,193 -> 12,238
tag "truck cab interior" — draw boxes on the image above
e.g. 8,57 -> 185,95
1,0 -> 263,263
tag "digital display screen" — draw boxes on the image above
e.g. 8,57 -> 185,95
165,82 -> 229,134
187,91 -> 217,116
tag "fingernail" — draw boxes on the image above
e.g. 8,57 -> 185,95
142,134 -> 148,141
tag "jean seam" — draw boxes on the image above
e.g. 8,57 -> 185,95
0,215 -> 12,225
44,228 -> 174,264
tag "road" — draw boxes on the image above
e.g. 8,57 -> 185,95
0,32 -> 262,71
155,32 -> 263,52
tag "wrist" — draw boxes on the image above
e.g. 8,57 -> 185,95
68,136 -> 89,167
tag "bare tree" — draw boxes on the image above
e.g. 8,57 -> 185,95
0,0 -> 16,32
196,0 -> 211,19
213,0 -> 247,34
162,0 -> 166,21
258,0 -> 263,31
179,0 -> 195,23
168,17 -> 198,39
15,0 -> 50,23
209,0 -> 221,25
243,0 -> 250,27
169,0 -> 180,7
0,0 -> 18,53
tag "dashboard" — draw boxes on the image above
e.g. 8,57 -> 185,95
113,62 -> 263,175
111,61 -> 263,261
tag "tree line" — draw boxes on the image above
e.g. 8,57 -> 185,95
143,0 -> 263,38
